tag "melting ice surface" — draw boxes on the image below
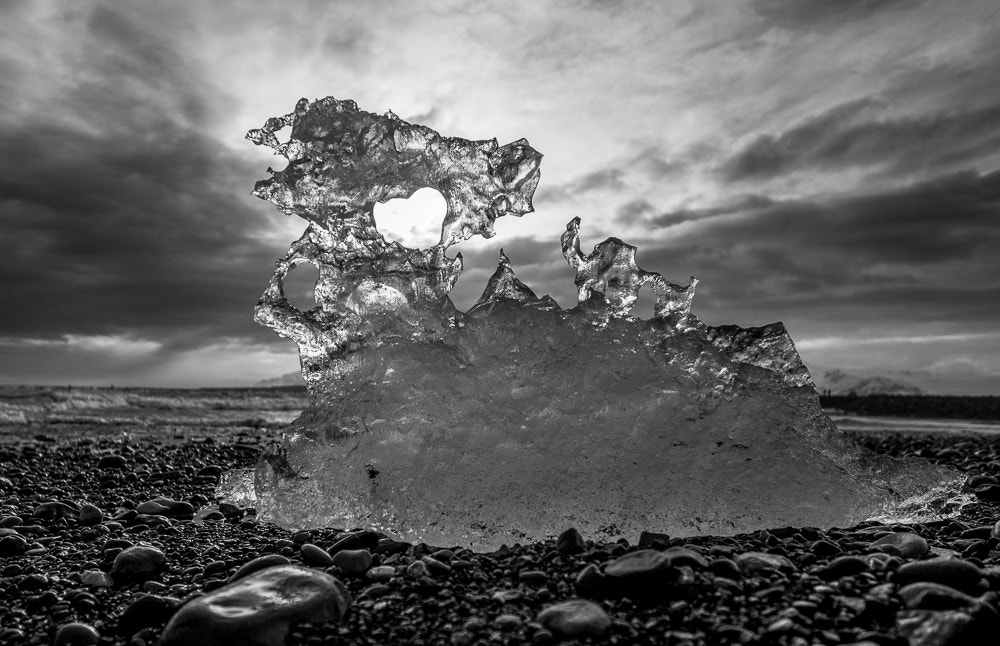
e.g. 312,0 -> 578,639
223,96 -> 964,550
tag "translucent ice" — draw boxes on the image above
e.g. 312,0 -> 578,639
235,96 -> 960,549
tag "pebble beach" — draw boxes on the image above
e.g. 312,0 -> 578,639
2,387 -> 1000,645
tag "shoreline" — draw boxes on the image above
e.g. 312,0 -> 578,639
2,425 -> 1000,644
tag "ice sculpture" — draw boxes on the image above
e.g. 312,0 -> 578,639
236,96 -> 960,549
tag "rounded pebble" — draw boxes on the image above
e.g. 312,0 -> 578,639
110,545 -> 166,583
871,532 -> 929,558
300,543 -> 335,567
159,565 -> 350,646
53,622 -> 100,646
896,558 -> 983,595
331,548 -> 372,574
537,599 -> 611,639
228,554 -> 291,583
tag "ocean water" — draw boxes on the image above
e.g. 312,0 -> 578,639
828,414 -> 1000,435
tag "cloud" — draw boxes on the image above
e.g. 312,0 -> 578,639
536,146 -> 687,205
637,168 -> 1000,329
0,3 -> 288,352
721,99 -> 1000,181
751,0 -> 922,29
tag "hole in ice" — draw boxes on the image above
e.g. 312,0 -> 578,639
634,286 -> 656,318
373,187 -> 447,249
283,262 -> 319,313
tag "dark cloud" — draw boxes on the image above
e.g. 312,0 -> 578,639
751,0 -> 922,28
615,199 -> 655,224
0,5 -> 288,355
646,194 -> 776,228
722,99 -> 1000,181
640,169 -> 1000,328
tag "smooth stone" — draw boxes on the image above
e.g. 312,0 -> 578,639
493,614 -> 522,631
537,599 -> 611,639
965,474 -> 997,490
367,565 -> 396,582
117,593 -> 179,637
158,565 -> 350,646
638,530 -> 671,547
600,549 -> 688,598
815,555 -> 869,581
98,455 -> 127,470
992,520 -> 1000,540
79,570 -> 114,588
895,609 -> 980,646
974,484 -> 1000,502
328,530 -> 380,554
896,559 -> 983,595
899,582 -> 978,611
53,622 -> 100,645
735,551 -> 796,575
422,556 -> 451,576
228,555 -> 291,583
33,501 -> 77,521
110,545 -> 166,583
136,498 -> 194,517
300,543 -> 334,567
556,527 -> 586,554
78,504 -> 103,526
331,548 -> 371,575
709,558 -> 742,580
810,539 -> 842,557
0,534 -> 28,555
664,546 -> 708,569
872,532 -> 929,558
406,560 -> 430,578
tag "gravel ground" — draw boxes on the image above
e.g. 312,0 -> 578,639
2,426 -> 1000,645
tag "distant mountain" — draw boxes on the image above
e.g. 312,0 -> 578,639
255,371 -> 305,387
813,369 -> 924,396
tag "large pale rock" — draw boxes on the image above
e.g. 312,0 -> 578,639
158,565 -> 350,646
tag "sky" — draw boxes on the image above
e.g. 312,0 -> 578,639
1,0 -> 998,393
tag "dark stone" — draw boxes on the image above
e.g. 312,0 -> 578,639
117,594 -> 179,637
228,555 -> 292,584
110,545 -> 166,583
556,527 -> 586,554
815,555 -> 869,581
53,622 -> 100,646
537,599 -> 611,639
896,559 -> 984,596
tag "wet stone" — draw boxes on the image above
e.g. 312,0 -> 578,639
331,548 -> 372,574
899,582 -> 978,611
228,554 -> 291,583
117,594 -> 179,638
300,543 -> 334,567
53,622 -> 100,646
895,609 -> 980,646
735,551 -> 796,575
158,565 -> 350,646
110,545 -> 166,583
556,527 -> 586,554
79,570 -> 114,588
537,599 -> 611,639
815,555 -> 869,581
98,455 -> 127,470
77,504 -> 103,526
896,559 -> 984,596
871,532 -> 929,558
